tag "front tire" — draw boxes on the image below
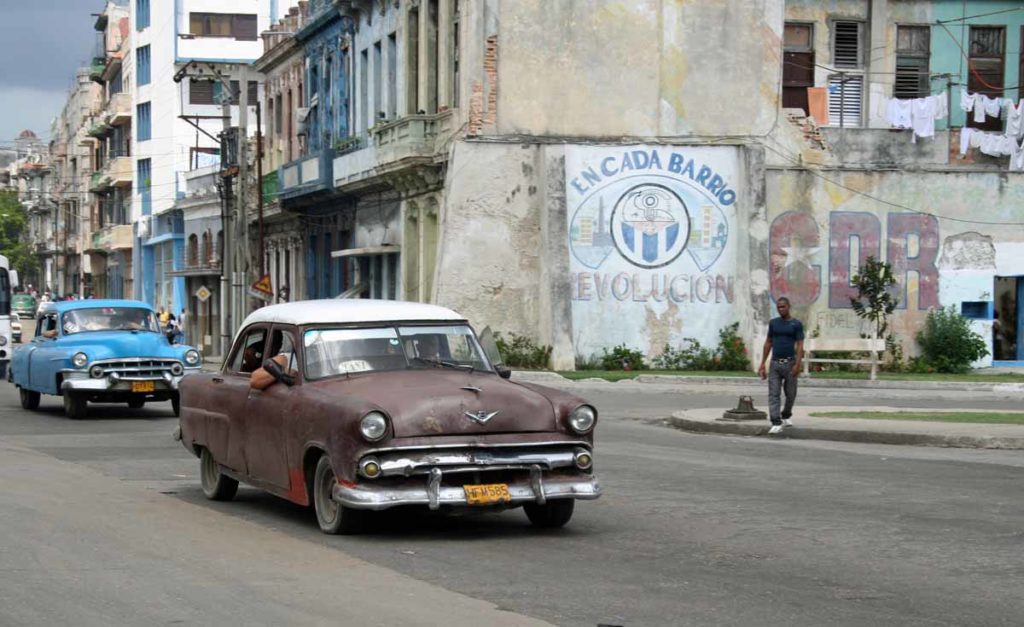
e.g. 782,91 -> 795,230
524,499 -> 575,528
63,392 -> 87,420
313,455 -> 367,535
199,447 -> 238,501
127,398 -> 145,409
19,387 -> 40,410
171,394 -> 180,417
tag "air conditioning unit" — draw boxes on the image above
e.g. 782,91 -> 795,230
296,107 -> 310,136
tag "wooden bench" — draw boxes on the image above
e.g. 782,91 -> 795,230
802,338 -> 887,380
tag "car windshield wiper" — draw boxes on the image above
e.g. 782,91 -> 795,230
412,357 -> 474,371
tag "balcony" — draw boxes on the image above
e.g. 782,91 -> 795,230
107,93 -> 132,126
277,148 -> 334,204
88,56 -> 106,83
89,171 -> 110,193
333,112 -> 453,191
90,224 -> 133,253
105,156 -> 133,188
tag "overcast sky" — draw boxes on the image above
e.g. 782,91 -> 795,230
0,1 -> 100,143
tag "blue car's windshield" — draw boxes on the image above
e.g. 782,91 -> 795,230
61,307 -> 160,335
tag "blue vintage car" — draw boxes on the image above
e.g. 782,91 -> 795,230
10,299 -> 202,419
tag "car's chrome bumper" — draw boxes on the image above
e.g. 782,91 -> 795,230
333,466 -> 602,511
61,371 -> 187,392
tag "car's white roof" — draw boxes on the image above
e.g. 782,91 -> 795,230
240,299 -> 466,328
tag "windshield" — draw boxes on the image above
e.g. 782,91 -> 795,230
303,324 -> 493,380
61,307 -> 161,335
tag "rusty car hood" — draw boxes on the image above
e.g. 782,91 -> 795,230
308,369 -> 557,437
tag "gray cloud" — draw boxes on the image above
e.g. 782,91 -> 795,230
0,1 -> 102,91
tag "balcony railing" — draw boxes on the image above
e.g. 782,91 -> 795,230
277,148 -> 335,203
332,111 -> 453,190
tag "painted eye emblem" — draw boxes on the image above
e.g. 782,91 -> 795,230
464,410 -> 499,425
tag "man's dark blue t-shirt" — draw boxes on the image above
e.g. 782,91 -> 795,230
768,317 -> 804,360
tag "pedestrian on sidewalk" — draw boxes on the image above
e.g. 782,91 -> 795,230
757,296 -> 805,435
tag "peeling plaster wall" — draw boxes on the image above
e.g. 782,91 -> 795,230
766,168 -> 1024,366
495,0 -> 783,138
434,141 -> 551,360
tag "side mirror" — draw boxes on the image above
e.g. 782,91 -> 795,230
495,365 -> 512,380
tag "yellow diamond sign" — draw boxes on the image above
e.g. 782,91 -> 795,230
195,285 -> 212,303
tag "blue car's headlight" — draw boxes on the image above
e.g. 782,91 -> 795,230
72,352 -> 88,368
184,349 -> 201,366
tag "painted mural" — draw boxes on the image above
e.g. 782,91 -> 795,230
566,145 -> 740,358
769,209 -> 942,337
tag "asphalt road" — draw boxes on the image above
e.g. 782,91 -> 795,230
1,379 -> 1022,626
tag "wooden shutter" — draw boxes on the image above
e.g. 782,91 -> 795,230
832,21 -> 862,69
967,26 -> 1005,131
828,74 -> 863,126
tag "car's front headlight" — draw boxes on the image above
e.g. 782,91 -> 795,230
568,405 -> 597,434
72,352 -> 88,368
359,411 -> 389,442
0,336 -> 7,346
184,349 -> 201,366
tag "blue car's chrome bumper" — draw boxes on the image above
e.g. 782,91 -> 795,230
60,367 -> 199,393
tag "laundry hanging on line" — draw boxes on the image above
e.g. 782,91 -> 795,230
883,94 -> 947,141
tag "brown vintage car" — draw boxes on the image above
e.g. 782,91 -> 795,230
176,299 -> 601,534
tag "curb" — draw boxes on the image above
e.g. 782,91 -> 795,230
512,371 -> 1024,393
666,413 -> 1024,450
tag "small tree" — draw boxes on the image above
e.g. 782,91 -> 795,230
850,256 -> 898,341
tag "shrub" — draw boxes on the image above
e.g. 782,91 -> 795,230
575,352 -> 602,370
652,339 -> 714,370
716,322 -> 751,371
601,344 -> 646,371
651,323 -> 751,371
494,332 -> 552,370
915,307 -> 989,373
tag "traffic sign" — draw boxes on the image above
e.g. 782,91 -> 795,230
251,274 -> 273,297
195,285 -> 212,303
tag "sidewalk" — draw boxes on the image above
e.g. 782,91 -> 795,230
667,406 -> 1024,450
512,371 -> 1024,393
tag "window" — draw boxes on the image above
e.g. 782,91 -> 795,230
782,22 -> 814,115
230,327 -> 267,373
136,102 -> 151,141
187,234 -> 199,266
138,158 -> 151,215
895,25 -> 930,99
275,94 -> 283,136
387,33 -> 398,119
832,21 -> 863,69
968,26 -> 1005,131
189,80 -> 257,105
828,74 -> 863,127
136,45 -> 151,86
452,1 -> 460,107
136,0 -> 150,30
190,13 -> 258,41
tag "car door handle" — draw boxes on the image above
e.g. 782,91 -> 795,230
212,376 -> 224,384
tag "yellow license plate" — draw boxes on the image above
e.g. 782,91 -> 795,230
463,483 -> 511,505
131,381 -> 155,393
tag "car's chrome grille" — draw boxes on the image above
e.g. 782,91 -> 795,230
96,359 -> 181,380
367,444 -> 585,478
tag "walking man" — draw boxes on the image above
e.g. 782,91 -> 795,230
757,296 -> 804,435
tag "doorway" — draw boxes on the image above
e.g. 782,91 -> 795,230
993,276 -> 1022,362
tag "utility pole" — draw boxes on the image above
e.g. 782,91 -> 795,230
236,65 -> 250,324
173,60 -> 238,356
256,100 -> 265,278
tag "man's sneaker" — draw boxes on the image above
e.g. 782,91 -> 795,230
767,424 -> 783,435
781,419 -> 793,428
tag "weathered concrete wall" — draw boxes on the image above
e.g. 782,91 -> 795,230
434,141 -> 553,359
766,167 -> 1024,366
494,0 -> 783,138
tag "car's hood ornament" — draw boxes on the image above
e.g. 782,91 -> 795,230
464,409 -> 499,425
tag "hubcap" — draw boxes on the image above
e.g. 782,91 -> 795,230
201,452 -> 217,489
